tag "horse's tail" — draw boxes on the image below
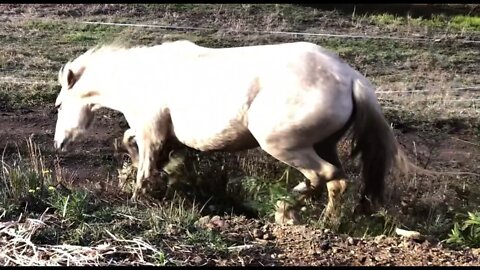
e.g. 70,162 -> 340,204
349,78 -> 411,211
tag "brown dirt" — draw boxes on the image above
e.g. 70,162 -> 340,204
0,107 -> 126,184
182,215 -> 480,266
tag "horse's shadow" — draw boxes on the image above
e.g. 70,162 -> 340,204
114,136 -> 264,218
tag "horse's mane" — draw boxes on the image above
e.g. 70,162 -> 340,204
66,44 -> 128,68
58,42 -> 135,83
58,40 -> 201,83
68,39 -> 198,68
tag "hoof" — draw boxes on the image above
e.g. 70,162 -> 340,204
292,181 -> 309,194
131,190 -> 141,202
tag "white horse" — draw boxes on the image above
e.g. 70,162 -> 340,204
53,40 -> 414,223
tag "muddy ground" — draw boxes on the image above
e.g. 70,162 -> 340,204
0,4 -> 479,266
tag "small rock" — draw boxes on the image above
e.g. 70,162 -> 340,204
263,233 -> 274,240
192,255 -> 203,264
395,227 -> 425,241
374,234 -> 386,243
399,239 -> 414,249
195,215 -> 210,228
253,228 -> 263,239
421,239 -> 432,247
332,247 -> 343,253
472,248 -> 480,257
323,229 -> 331,234
210,215 -> 227,230
320,240 -> 330,251
272,226 -> 282,236
166,224 -> 182,235
346,236 -> 355,246
388,247 -> 399,254
210,215 -> 221,223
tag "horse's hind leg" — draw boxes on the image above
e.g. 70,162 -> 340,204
261,145 -> 345,224
290,141 -> 348,222
312,141 -> 347,221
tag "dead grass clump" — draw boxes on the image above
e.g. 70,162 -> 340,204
0,213 -> 166,266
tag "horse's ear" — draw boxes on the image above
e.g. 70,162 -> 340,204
67,66 -> 86,89
67,70 -> 75,89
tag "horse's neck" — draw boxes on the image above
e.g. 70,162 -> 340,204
83,54 -> 167,128
86,81 -> 149,130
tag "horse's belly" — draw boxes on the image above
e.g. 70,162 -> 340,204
171,112 -> 259,152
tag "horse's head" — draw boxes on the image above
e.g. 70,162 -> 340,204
54,64 -> 95,152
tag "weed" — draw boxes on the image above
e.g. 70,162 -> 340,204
370,13 -> 405,27
186,228 -> 228,253
62,24 -> 120,44
0,138 -> 53,207
369,12 -> 480,32
154,251 -> 168,266
146,194 -> 202,237
447,211 -> 480,248
25,20 -> 63,31
451,15 -> 480,31
231,170 -> 299,220
47,189 -> 91,222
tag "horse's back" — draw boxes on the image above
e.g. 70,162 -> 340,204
158,41 -> 358,151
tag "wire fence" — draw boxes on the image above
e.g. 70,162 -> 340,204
1,19 -> 478,108
81,21 -> 480,44
1,76 -> 478,93
1,77 -> 478,106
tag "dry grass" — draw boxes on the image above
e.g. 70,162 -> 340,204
0,213 -> 165,266
376,66 -> 479,124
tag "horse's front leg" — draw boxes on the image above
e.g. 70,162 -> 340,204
122,128 -> 139,167
131,131 -> 164,201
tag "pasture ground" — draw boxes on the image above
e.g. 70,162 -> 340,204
0,4 -> 479,266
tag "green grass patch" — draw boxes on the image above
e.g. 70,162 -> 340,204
451,15 -> 480,31
25,20 -> 64,31
447,212 -> 480,248
0,82 -> 59,109
0,138 -> 54,210
370,13 -> 480,32
370,13 -> 405,26
186,229 -> 228,253
0,140 -> 205,256
62,24 -> 121,44
233,175 -> 293,219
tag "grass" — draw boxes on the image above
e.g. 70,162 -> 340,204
447,212 -> 480,248
1,138 -> 53,208
0,140 -> 226,265
451,15 -> 480,31
62,24 -> 120,44
369,13 -> 480,31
